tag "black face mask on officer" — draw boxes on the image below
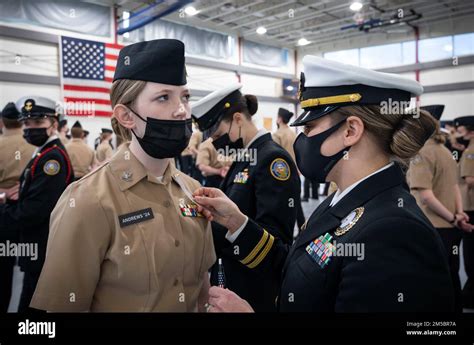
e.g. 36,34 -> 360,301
23,126 -> 52,147
212,119 -> 244,152
294,119 -> 349,183
129,108 -> 192,159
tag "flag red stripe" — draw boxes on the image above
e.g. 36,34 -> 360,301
105,54 -> 118,60
104,77 -> 114,82
64,84 -> 110,93
105,65 -> 115,71
64,97 -> 111,105
106,43 -> 124,49
66,110 -> 112,117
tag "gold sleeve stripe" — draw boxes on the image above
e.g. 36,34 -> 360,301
240,230 -> 269,265
247,234 -> 275,269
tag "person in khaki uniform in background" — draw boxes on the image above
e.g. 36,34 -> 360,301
0,102 -> 35,192
454,115 -> 474,310
95,128 -> 114,163
65,121 -> 96,180
272,107 -> 297,161
407,106 -> 471,312
195,137 -> 232,188
0,102 -> 35,312
30,39 -> 215,312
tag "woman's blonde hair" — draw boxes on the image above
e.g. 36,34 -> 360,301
335,105 -> 437,164
109,79 -> 147,142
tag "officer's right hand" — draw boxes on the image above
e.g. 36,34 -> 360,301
193,187 -> 247,233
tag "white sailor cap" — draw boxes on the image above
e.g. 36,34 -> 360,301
192,83 -> 242,139
16,95 -> 59,121
292,55 -> 424,126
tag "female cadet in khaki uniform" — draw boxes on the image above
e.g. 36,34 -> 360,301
30,39 -> 216,312
407,105 -> 471,311
454,116 -> 474,309
193,56 -> 454,312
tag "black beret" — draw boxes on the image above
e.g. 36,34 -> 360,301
101,128 -> 113,134
454,116 -> 474,127
113,39 -> 187,86
72,121 -> 82,129
421,105 -> 445,120
1,102 -> 20,120
83,130 -> 90,136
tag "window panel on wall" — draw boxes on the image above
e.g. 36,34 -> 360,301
454,32 -> 474,57
0,0 -> 111,37
402,41 -> 416,65
360,43 -> 402,69
242,40 -> 289,68
323,49 -> 359,66
418,35 -> 453,62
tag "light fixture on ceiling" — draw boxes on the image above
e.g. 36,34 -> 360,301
350,2 -> 363,12
443,44 -> 453,52
256,26 -> 267,35
184,6 -> 199,16
286,85 -> 294,91
298,38 -> 311,46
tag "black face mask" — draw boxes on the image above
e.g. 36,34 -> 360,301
130,108 -> 192,159
294,120 -> 349,183
456,137 -> 470,147
23,127 -> 50,147
212,120 -> 244,153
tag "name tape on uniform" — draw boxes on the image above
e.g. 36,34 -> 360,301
118,208 -> 154,228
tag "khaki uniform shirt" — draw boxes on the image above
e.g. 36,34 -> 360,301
407,139 -> 458,227
0,128 -> 35,188
272,126 -> 297,162
182,130 -> 202,157
59,133 -> 69,147
31,143 -> 216,312
66,138 -> 95,178
195,139 -> 232,176
459,139 -> 474,211
96,140 -> 114,163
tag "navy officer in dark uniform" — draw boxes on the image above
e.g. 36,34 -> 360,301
192,84 -> 301,312
0,96 -> 74,313
194,56 -> 455,312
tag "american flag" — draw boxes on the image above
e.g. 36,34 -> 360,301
60,36 -> 123,117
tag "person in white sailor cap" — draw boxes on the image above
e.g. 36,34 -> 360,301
0,95 -> 74,313
192,83 -> 301,312
193,56 -> 455,312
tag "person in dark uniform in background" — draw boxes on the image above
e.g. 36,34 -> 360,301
57,117 -> 69,147
454,116 -> 474,309
407,105 -> 471,312
194,56 -> 454,312
0,96 -> 74,313
272,107 -> 305,233
192,83 -> 301,312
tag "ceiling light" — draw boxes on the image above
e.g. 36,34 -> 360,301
184,6 -> 199,16
286,85 -> 294,91
298,38 -> 311,46
256,26 -> 267,35
350,2 -> 363,11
